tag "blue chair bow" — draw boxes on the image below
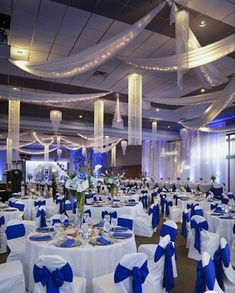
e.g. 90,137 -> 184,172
148,205 -> 159,229
165,200 -> 172,217
160,194 -> 166,215
173,194 -> 179,206
101,211 -> 117,220
221,197 -> 229,204
160,224 -> 177,242
140,195 -> 148,209
213,243 -> 231,288
34,200 -> 46,207
33,263 -> 73,293
191,219 -> 208,253
194,261 -> 206,293
203,257 -> 216,291
0,216 -> 5,228
151,191 -> 158,204
210,203 -> 219,210
154,242 -> 175,291
181,211 -> 189,238
9,201 -> 25,211
5,223 -> 25,240
114,260 -> 149,293
117,218 -> 133,230
56,198 -> 65,214
36,209 -> 47,228
187,203 -> 199,217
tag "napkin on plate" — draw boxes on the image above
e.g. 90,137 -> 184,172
36,227 -> 54,233
219,215 -> 233,219
29,234 -> 51,241
112,226 -> 129,232
59,238 -> 75,247
97,236 -> 111,245
112,232 -> 132,238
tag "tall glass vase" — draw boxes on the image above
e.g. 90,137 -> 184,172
76,191 -> 85,229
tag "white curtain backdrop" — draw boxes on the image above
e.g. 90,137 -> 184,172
142,131 -> 227,185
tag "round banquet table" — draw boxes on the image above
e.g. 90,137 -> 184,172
17,197 -> 54,220
0,208 -> 21,253
205,211 -> 235,248
84,202 -> 144,219
178,198 -> 220,215
113,194 -> 140,203
25,234 -> 137,293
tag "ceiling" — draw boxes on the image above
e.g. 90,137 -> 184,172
0,0 -> 234,140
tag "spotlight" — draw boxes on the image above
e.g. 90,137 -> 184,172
156,108 -> 160,112
168,125 -> 171,128
79,115 -> 83,118
199,20 -> 207,27
201,88 -> 205,93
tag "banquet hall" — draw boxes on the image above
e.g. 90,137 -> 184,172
0,0 -> 235,292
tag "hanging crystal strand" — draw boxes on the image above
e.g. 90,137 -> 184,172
50,110 -> 62,134
112,94 -> 123,129
44,144 -> 49,161
94,100 -> 104,152
6,138 -> 12,170
175,9 -> 189,90
151,121 -> 157,178
128,73 -> 142,145
121,140 -> 127,156
8,100 -> 20,161
111,145 -> 116,167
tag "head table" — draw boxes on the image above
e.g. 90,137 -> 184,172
84,201 -> 144,219
25,228 -> 136,293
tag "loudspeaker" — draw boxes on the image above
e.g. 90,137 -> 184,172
6,169 -> 22,193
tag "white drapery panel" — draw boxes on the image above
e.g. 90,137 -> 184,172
142,140 -> 181,179
0,85 -> 111,104
188,131 -> 227,183
180,75 -> 235,129
120,34 -> 235,71
9,3 -> 166,79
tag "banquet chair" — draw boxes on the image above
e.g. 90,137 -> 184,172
164,198 -> 182,223
92,252 -> 158,293
31,199 -> 46,220
231,224 -> 235,266
133,203 -> 159,238
33,255 -> 86,293
193,206 -> 204,217
139,193 -> 148,210
55,195 -> 66,214
188,215 -> 220,261
0,261 -> 26,293
138,221 -> 178,278
148,234 -> 177,292
9,200 -> 25,219
210,184 -> 224,198
50,214 -> 69,226
35,206 -> 47,228
117,214 -> 133,230
202,252 -> 224,293
181,209 -> 190,239
213,238 -> 235,293
64,199 -> 76,222
5,219 -> 26,265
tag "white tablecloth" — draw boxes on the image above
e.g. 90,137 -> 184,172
25,234 -> 136,293
113,194 -> 140,203
84,202 -> 144,220
19,197 -> 54,220
205,211 -> 235,248
178,199 -> 220,215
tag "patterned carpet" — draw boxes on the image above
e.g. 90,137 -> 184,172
0,218 -> 197,292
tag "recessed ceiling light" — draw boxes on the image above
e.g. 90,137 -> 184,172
168,125 -> 171,128
199,20 -> 207,27
79,115 -> 83,118
201,88 -> 205,93
156,108 -> 160,112
16,50 -> 23,54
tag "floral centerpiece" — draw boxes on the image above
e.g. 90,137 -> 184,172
101,170 -> 125,199
65,172 -> 89,228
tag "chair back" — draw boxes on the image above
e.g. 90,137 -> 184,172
153,234 -> 175,291
117,214 -> 133,230
5,219 -> 25,240
199,183 -> 212,193
194,206 -> 204,217
160,220 -> 177,242
10,200 -> 25,212
33,255 -> 74,293
181,209 -> 190,238
34,199 -> 46,208
164,198 -> 173,217
36,206 -> 47,228
0,216 -> 5,230
55,196 -> 65,214
114,253 -> 149,293
50,214 -> 69,226
148,204 -> 160,229
191,215 -> 209,253
101,210 -> 117,221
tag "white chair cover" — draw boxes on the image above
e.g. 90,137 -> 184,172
33,255 -> 86,293
5,219 -> 26,265
188,215 -> 219,261
0,261 -> 26,293
199,183 -> 212,193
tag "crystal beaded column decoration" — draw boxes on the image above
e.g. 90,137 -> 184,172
6,138 -> 12,169
175,9 -> 189,90
8,100 -> 20,161
94,100 -> 104,152
112,94 -> 123,129
121,140 -> 127,156
128,73 -> 142,145
151,121 -> 158,177
152,121 -> 157,142
50,110 -> 62,134
111,145 -> 116,167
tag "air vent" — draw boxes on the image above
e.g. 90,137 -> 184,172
93,71 -> 108,78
